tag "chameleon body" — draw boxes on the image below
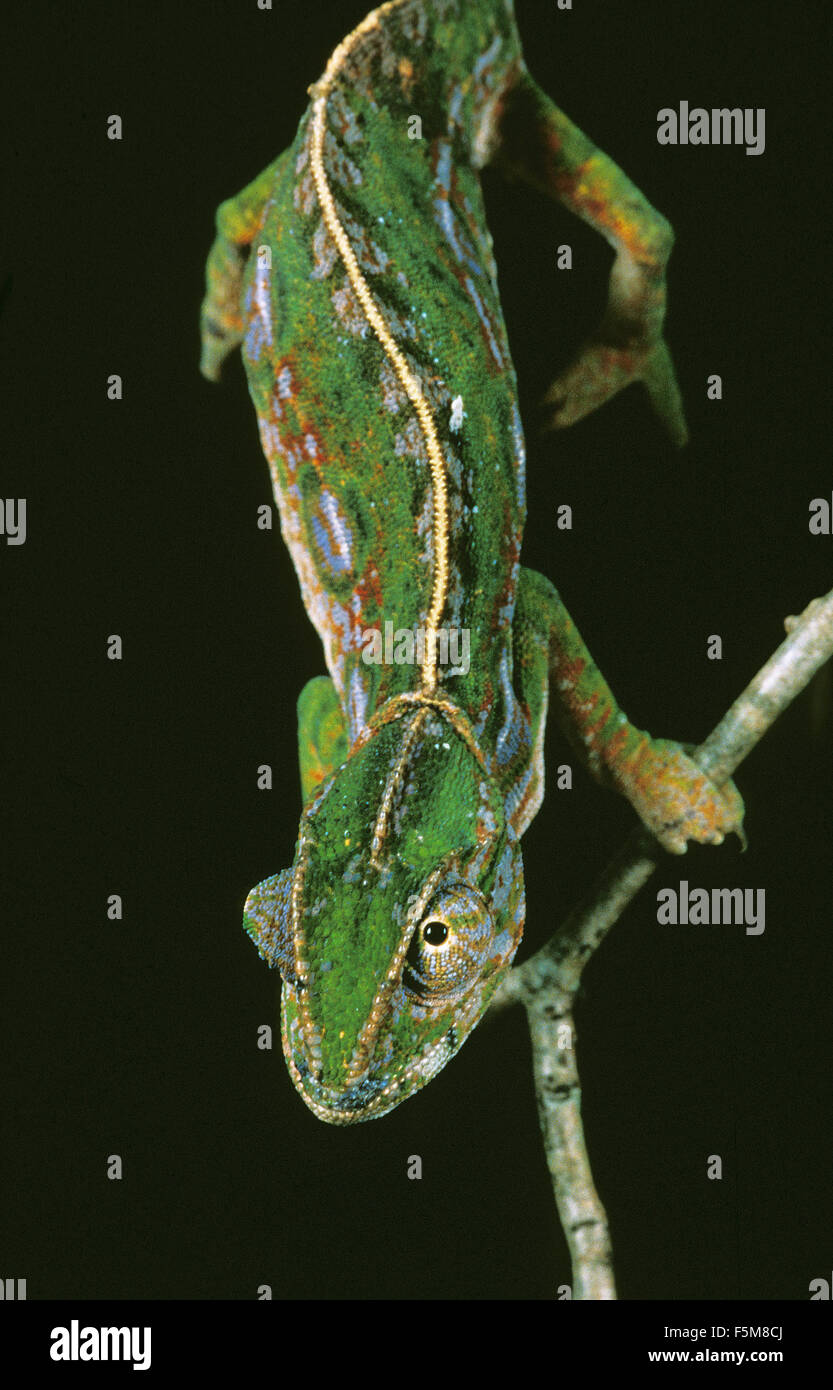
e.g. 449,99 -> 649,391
200,0 -> 742,1123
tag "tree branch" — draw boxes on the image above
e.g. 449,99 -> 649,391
490,589 -> 833,1299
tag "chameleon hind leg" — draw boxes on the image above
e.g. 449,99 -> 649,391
512,568 -> 743,854
199,153 -> 287,382
493,70 -> 687,446
297,675 -> 350,806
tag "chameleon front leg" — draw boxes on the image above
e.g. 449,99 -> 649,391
513,569 -> 743,854
297,675 -> 350,806
199,153 -> 286,382
494,70 -> 688,446
242,676 -> 348,967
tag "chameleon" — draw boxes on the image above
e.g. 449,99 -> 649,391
199,0 -> 743,1124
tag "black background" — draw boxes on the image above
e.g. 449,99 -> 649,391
4,0 -> 831,1301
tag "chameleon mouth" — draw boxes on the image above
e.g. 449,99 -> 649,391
282,1006 -> 458,1125
286,1052 -> 405,1124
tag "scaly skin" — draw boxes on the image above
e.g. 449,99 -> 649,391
200,0 -> 743,1123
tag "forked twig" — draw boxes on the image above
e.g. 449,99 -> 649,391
490,590 -> 833,1299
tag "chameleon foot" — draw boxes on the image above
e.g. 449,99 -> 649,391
543,338 -> 688,448
617,738 -> 745,855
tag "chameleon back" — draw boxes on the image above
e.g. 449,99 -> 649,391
239,0 -> 529,749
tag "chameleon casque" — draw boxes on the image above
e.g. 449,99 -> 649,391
200,0 -> 743,1124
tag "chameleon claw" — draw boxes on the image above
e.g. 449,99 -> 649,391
618,737 -> 745,855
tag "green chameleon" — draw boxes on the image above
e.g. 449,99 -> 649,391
200,0 -> 743,1123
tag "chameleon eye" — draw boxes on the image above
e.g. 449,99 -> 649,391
422,920 -> 448,946
404,884 -> 493,1001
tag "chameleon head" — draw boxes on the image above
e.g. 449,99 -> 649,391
243,698 -> 525,1122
